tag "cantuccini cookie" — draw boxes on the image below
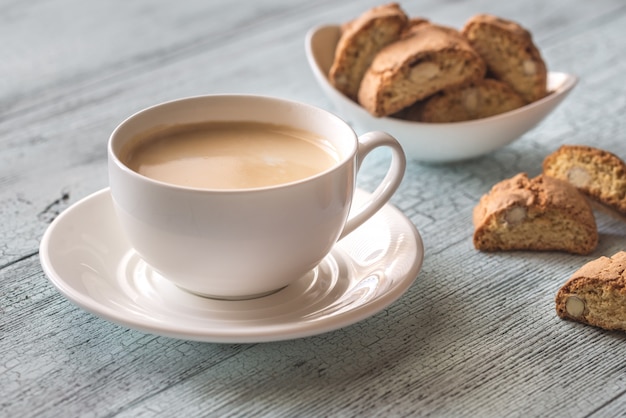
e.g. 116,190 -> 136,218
556,251 -> 626,332
328,3 -> 409,101
358,23 -> 486,117
473,173 -> 597,255
543,145 -> 626,215
461,14 -> 547,103
402,78 -> 526,122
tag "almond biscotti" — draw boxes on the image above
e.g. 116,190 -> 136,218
461,14 -> 547,103
404,78 -> 526,122
473,173 -> 597,255
543,145 -> 626,215
328,3 -> 409,101
556,251 -> 626,332
358,23 -> 486,117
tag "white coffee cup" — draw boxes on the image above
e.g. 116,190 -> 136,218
108,95 -> 406,299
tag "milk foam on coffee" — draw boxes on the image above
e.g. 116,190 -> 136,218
122,121 -> 339,189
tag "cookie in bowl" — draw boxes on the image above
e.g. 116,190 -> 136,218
328,3 -> 409,101
358,22 -> 486,117
400,78 -> 526,123
461,14 -> 548,103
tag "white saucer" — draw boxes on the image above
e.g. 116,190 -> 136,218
39,188 -> 424,343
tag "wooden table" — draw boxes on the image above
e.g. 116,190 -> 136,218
3,0 -> 626,416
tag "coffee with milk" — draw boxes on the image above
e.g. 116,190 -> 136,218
121,121 -> 339,189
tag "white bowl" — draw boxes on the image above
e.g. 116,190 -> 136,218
305,24 -> 578,163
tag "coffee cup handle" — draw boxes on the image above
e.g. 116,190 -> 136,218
339,131 -> 406,240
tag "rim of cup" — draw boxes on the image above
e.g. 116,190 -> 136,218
108,94 -> 359,194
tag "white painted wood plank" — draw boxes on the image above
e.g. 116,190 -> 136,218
3,0 -> 626,417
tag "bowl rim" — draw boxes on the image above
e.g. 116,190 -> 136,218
305,23 -> 578,127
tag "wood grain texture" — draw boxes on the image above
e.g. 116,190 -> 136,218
3,0 -> 626,417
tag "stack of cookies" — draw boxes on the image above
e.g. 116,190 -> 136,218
328,4 -> 548,122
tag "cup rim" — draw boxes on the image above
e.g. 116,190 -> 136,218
108,94 -> 358,194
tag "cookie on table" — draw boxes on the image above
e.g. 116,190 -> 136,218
328,3 -> 409,101
556,251 -> 626,332
543,145 -> 626,215
358,23 -> 486,117
461,14 -> 547,103
403,78 -> 526,122
473,173 -> 598,255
